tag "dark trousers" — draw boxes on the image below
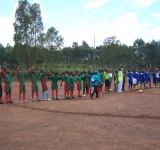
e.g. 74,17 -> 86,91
91,86 -> 98,98
122,81 -> 125,91
0,85 -> 2,97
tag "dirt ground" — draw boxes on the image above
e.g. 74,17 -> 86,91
0,80 -> 160,150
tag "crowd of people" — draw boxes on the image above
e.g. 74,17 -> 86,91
0,62 -> 159,104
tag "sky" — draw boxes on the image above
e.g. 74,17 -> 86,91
0,0 -> 160,48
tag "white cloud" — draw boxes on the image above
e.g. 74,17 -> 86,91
104,12 -> 151,45
80,17 -> 85,23
0,4 -> 17,46
98,19 -> 108,28
152,13 -> 160,19
84,0 -> 109,9
41,6 -> 49,21
126,0 -> 157,8
33,0 -> 40,4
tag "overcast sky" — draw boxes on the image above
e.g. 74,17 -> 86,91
0,0 -> 160,47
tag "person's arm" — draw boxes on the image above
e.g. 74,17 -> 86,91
17,70 -> 20,78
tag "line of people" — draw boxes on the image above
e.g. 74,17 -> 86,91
0,65 -> 105,104
0,62 -> 159,104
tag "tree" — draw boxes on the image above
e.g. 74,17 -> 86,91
0,43 -> 5,64
45,26 -> 64,70
133,39 -> 146,67
30,3 -> 43,64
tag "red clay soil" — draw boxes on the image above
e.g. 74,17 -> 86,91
0,80 -> 160,150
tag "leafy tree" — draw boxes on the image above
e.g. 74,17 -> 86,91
45,26 -> 64,70
0,43 -> 5,64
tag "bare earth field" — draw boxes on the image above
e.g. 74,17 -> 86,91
0,80 -> 160,150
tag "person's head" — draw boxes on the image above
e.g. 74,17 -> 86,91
66,70 -> 69,74
72,73 -> 75,77
94,70 -> 98,75
32,71 -> 35,75
20,72 -> 24,76
55,72 -> 59,76
41,69 -> 45,73
6,70 -> 10,74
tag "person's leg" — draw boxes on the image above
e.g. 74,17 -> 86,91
23,92 -> 27,102
0,86 -> 3,104
56,90 -> 58,99
52,90 -> 54,100
36,92 -> 40,101
42,91 -> 45,100
32,91 -> 34,102
46,91 -> 49,100
91,86 -> 96,99
9,92 -> 12,103
95,86 -> 99,98
19,91 -> 22,102
83,87 -> 85,96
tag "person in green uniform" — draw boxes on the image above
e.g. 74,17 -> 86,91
60,71 -> 70,99
75,72 -> 83,97
17,67 -> 28,103
40,69 -> 50,101
3,70 -> 14,103
98,69 -> 103,95
48,72 -> 62,100
29,67 -> 41,102
70,72 -> 76,99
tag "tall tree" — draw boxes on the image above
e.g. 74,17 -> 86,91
0,43 -> 5,64
45,26 -> 64,70
30,3 -> 43,64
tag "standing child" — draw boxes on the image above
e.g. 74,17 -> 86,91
98,70 -> 103,95
75,72 -> 83,97
48,72 -> 62,100
29,68 -> 41,102
0,71 -> 4,104
3,70 -> 14,103
40,69 -> 50,101
61,71 -> 70,99
127,70 -> 133,91
17,68 -> 28,103
114,70 -> 119,93
70,73 -> 75,99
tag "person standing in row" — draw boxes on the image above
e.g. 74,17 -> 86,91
3,70 -> 14,103
114,70 -> 119,93
118,68 -> 123,92
29,68 -> 41,102
49,72 -> 62,100
17,67 -> 28,103
40,69 -> 50,101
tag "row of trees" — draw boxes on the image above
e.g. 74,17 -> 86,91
1,37 -> 160,70
0,0 -> 160,71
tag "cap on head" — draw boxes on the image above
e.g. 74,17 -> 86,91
94,70 -> 98,74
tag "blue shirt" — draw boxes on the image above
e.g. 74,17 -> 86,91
90,74 -> 103,86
